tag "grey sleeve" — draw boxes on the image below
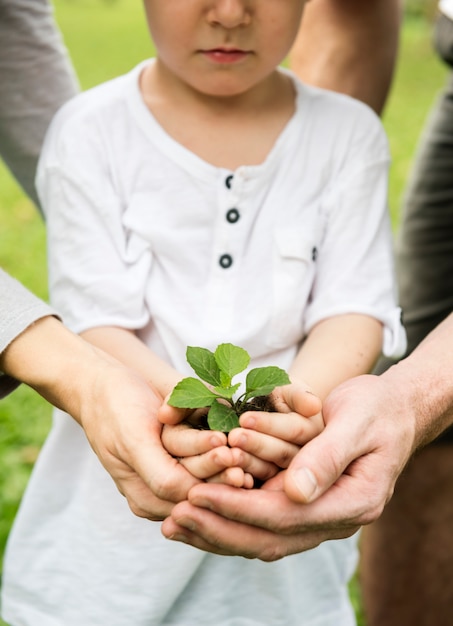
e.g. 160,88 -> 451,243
0,269 -> 59,398
0,0 -> 79,208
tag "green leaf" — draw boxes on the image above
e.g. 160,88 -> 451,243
214,343 -> 250,379
207,400 -> 240,432
186,346 -> 222,387
212,382 -> 241,400
168,378 -> 218,408
244,366 -> 291,401
219,370 -> 232,388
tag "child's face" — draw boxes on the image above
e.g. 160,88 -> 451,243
143,0 -> 308,98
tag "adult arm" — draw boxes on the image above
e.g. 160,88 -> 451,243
289,0 -> 402,114
0,312 -> 200,519
162,314 -> 453,559
0,0 -> 78,206
0,268 -> 56,396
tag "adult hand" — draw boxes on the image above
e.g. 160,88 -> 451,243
77,359 -> 202,520
161,374 -> 416,560
0,316 -> 200,520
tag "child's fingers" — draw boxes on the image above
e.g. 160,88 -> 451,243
177,446 -> 236,479
228,428 -> 301,469
229,447 -> 280,481
271,384 -> 322,418
239,411 -> 324,446
207,468 -> 254,489
162,423 -> 227,457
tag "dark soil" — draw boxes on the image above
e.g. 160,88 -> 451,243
183,395 -> 275,431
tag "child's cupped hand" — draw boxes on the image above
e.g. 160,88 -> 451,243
160,383 -> 323,489
161,420 -> 277,489
227,383 -> 324,472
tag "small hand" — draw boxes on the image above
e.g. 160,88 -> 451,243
228,383 -> 323,469
161,375 -> 415,558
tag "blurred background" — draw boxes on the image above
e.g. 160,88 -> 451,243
0,1 -> 448,624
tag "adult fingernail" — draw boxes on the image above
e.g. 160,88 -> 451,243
293,467 -> 318,502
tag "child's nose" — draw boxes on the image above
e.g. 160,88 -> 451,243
207,0 -> 252,29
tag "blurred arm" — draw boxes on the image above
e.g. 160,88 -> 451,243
0,0 -> 78,206
290,0 -> 403,114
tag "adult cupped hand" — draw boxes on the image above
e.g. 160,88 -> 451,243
160,374 -> 416,560
75,354 -> 204,521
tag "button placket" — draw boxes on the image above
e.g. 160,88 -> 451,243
218,173 -> 240,268
219,253 -> 233,269
226,208 -> 240,223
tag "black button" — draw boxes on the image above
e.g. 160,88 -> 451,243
312,247 -> 318,262
226,208 -> 240,223
225,175 -> 233,189
219,254 -> 233,269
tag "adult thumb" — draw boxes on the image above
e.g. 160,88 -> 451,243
283,429 -> 351,504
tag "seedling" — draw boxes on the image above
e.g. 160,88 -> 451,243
168,343 -> 290,432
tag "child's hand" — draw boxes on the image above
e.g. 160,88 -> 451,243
159,403 -> 285,487
228,383 -> 323,470
161,422 -> 258,488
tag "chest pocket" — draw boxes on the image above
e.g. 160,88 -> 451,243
267,228 -> 319,350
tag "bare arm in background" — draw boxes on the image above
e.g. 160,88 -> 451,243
290,0 -> 403,114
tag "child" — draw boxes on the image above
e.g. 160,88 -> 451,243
1,1 -> 406,625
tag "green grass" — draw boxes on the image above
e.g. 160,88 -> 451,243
384,16 -> 449,228
0,5 -> 449,625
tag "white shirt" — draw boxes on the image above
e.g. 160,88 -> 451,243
2,61 -> 405,626
439,0 -> 453,20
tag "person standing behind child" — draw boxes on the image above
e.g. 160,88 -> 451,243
361,3 -> 453,624
1,1 -> 405,625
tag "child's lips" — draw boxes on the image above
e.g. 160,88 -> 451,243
201,48 -> 251,64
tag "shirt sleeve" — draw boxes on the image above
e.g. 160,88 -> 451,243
0,268 -> 58,398
303,103 -> 407,358
0,0 -> 78,207
36,103 -> 153,334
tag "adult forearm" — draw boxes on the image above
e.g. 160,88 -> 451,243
290,0 -> 402,114
0,315 -> 111,419
0,268 -> 58,397
382,312 -> 453,449
1,315 -> 200,515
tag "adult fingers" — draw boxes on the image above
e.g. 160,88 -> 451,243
157,396 -> 192,425
162,496 -> 358,561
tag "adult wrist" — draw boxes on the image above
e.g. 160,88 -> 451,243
381,349 -> 453,452
0,316 -> 103,421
